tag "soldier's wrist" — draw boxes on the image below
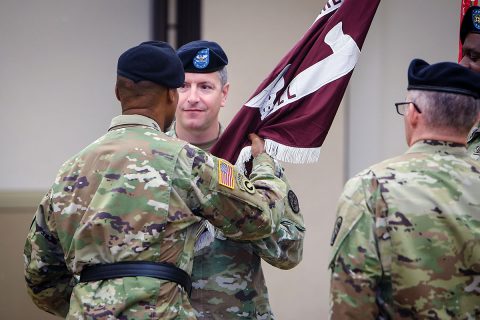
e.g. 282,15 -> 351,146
252,153 -> 275,168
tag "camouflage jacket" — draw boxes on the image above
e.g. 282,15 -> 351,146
169,123 -> 305,319
329,140 -> 480,319
467,123 -> 480,161
24,115 -> 288,320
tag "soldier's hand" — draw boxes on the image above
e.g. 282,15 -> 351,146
249,133 -> 265,157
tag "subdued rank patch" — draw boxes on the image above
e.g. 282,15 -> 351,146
243,180 -> 255,194
474,146 -> 480,156
330,216 -> 343,246
218,159 -> 235,189
235,172 -> 255,194
236,173 -> 246,191
287,190 -> 300,213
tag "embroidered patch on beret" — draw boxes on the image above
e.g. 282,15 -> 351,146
193,48 -> 210,69
473,8 -> 480,30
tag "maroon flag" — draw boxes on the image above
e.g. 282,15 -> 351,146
210,0 -> 380,171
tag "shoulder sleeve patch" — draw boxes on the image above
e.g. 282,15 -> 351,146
287,190 -> 300,213
218,159 -> 235,189
330,216 -> 343,246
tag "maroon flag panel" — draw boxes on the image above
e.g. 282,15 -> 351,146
210,0 -> 380,171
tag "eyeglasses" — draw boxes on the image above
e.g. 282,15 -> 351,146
394,102 -> 422,116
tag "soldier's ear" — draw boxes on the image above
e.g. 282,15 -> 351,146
166,88 -> 178,104
115,85 -> 121,101
221,82 -> 230,108
409,104 -> 422,127
407,104 -> 420,128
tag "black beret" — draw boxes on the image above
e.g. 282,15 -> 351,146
117,41 -> 184,88
177,40 -> 228,73
408,59 -> 480,99
460,6 -> 480,44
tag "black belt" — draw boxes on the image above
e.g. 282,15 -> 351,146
79,261 -> 192,296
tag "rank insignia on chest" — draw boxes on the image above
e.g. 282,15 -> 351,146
218,159 -> 235,189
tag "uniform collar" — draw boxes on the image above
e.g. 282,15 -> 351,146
168,121 -> 223,151
407,139 -> 467,157
166,120 -> 177,137
108,115 -> 161,132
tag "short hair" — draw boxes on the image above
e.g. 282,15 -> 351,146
409,90 -> 480,134
217,67 -> 228,87
116,76 -> 166,108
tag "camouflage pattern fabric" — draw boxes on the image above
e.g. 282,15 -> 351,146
467,123 -> 480,161
169,123 -> 305,319
329,140 -> 480,319
24,115 -> 287,320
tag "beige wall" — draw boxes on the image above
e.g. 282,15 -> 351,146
0,0 -> 152,190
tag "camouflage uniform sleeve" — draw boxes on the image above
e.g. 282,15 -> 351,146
182,145 -> 287,241
328,171 -> 383,319
250,164 -> 305,269
23,191 -> 74,317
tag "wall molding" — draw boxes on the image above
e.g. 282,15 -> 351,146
0,191 -> 44,212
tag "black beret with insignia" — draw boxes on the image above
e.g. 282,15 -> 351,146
177,40 -> 228,73
460,6 -> 480,44
407,58 -> 480,99
117,41 -> 184,88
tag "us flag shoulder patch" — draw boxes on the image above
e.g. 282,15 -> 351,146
218,159 -> 235,189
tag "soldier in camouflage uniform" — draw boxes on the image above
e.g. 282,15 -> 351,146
460,6 -> 480,160
24,41 -> 289,320
172,40 -> 305,319
329,59 -> 480,319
